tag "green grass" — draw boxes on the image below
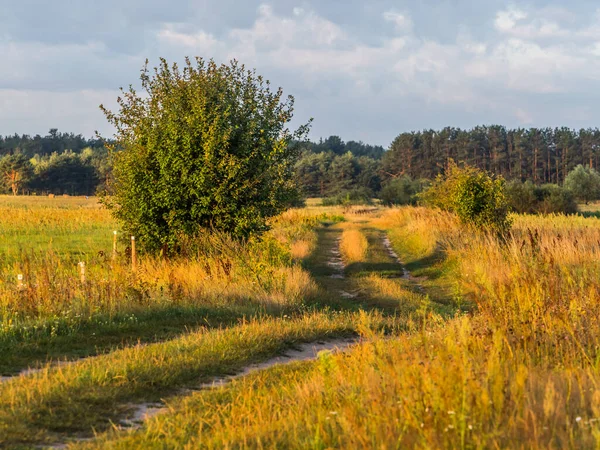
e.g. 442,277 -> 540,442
385,226 -> 465,311
0,199 -> 334,376
345,227 -> 404,278
74,317 -> 600,450
0,202 -> 466,448
0,196 -> 118,264
0,305 -> 270,375
0,312 -> 388,447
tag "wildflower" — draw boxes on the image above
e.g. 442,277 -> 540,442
448,411 -> 455,415
576,416 -> 582,423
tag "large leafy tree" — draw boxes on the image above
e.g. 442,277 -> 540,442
101,58 -> 310,253
0,153 -> 33,195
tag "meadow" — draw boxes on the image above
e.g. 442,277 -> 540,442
1,195 -> 600,448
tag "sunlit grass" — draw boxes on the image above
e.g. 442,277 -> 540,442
339,228 -> 368,264
0,311 -> 394,446
0,198 -> 334,374
79,316 -> 600,449
7,198 -> 600,448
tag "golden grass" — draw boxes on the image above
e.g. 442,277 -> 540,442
339,228 -> 368,264
10,201 -> 600,447
0,202 -> 332,341
0,238 -> 315,325
79,316 -> 600,449
289,239 -> 314,260
0,311 -> 384,446
375,207 -> 458,259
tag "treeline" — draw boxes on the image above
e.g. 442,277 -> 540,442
0,130 -> 109,195
294,137 -> 385,199
0,150 -> 110,196
0,129 -> 104,157
295,127 -> 600,206
383,126 -> 600,183
4,127 -> 600,205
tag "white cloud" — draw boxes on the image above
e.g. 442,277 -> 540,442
229,4 -> 347,51
494,7 -> 528,33
383,11 -> 412,33
5,1 -> 600,141
157,26 -> 219,51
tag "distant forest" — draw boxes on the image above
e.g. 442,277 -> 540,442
0,129 -> 108,196
295,127 -> 600,200
1,126 -> 600,197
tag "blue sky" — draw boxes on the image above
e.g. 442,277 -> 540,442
1,0 -> 600,146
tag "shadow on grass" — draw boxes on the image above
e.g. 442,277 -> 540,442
578,211 -> 600,219
0,304 -> 279,376
404,250 -> 446,278
345,262 -> 404,278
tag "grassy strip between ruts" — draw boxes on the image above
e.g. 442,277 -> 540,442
0,310 -> 396,447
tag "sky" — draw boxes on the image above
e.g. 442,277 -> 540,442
1,0 -> 600,146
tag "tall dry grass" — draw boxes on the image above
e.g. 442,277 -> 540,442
0,202 -> 329,342
339,228 -> 368,264
378,207 -> 600,343
369,207 -> 600,444
88,316 -> 600,449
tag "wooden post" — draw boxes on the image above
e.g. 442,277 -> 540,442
79,262 -> 86,284
17,274 -> 23,289
112,231 -> 118,260
131,236 -> 137,272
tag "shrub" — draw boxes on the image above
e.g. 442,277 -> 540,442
564,164 -> 600,204
321,188 -> 373,206
536,184 -> 578,215
380,176 -> 426,206
505,180 -> 537,214
505,180 -> 578,215
420,162 -> 511,234
101,58 -> 309,254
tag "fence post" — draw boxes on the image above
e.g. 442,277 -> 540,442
131,236 -> 137,272
79,262 -> 86,284
112,231 -> 118,260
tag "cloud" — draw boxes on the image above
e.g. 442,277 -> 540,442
383,11 -> 412,33
157,27 -> 219,52
494,7 -> 528,33
4,1 -> 600,143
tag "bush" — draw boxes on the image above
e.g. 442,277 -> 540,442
536,184 -> 578,215
505,180 -> 578,215
505,180 -> 537,214
420,162 -> 511,234
564,165 -> 600,204
101,58 -> 309,254
380,176 -> 426,206
321,188 -> 373,206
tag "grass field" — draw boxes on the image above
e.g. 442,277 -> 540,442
2,196 -> 600,448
